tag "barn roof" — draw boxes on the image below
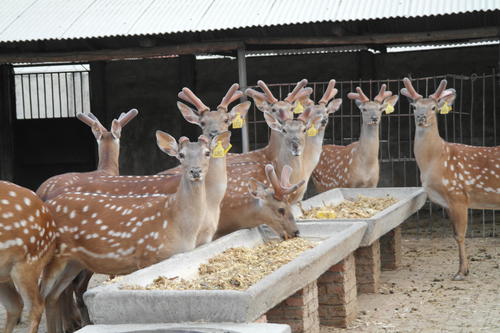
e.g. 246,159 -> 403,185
1,0 -> 499,43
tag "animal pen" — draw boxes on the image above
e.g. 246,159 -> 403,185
246,72 -> 500,238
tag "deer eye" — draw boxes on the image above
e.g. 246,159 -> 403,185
178,153 -> 185,159
282,128 -> 287,134
200,121 -> 206,126
224,118 -> 229,123
431,105 -> 437,111
205,151 -> 210,157
278,208 -> 286,216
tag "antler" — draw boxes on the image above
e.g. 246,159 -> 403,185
401,77 -> 423,100
284,79 -> 308,103
76,113 -> 107,132
347,86 -> 370,103
429,79 -> 449,100
374,84 -> 393,103
265,164 -> 305,200
257,80 -> 279,104
117,109 -> 138,127
319,79 -> 338,105
217,83 -> 243,110
178,88 -> 210,113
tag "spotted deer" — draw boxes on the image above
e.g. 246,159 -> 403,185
41,133 -> 216,333
215,164 -> 304,239
312,84 -> 398,192
36,109 -> 138,201
0,181 -> 57,333
177,83 -> 250,139
401,77 -> 500,280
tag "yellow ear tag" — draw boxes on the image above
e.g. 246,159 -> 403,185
439,102 -> 452,115
307,125 -> 318,137
385,104 -> 395,114
232,113 -> 244,129
315,210 -> 337,219
293,101 -> 304,114
212,141 -> 231,158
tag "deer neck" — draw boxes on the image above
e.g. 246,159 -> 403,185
414,121 -> 445,175
206,156 -> 227,205
303,127 -> 326,176
275,147 -> 304,186
354,123 -> 379,166
97,140 -> 120,175
264,131 -> 281,160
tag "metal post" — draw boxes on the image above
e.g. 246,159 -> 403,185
237,48 -> 249,152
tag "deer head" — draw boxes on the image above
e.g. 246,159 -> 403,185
298,79 -> 342,129
401,78 -> 456,128
247,165 -> 304,239
347,84 -> 398,126
77,109 -> 138,141
177,84 -> 251,139
156,132 -> 211,182
245,79 -> 313,123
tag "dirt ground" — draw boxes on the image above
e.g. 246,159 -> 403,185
4,236 -> 499,333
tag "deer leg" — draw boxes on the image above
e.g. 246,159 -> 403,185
74,270 -> 93,326
10,263 -> 45,333
447,203 -> 469,281
42,260 -> 83,333
0,282 -> 23,333
59,287 -> 81,333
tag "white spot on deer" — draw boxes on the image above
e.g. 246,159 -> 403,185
8,191 -> 16,197
14,204 -> 22,211
1,199 -> 9,205
95,219 -> 103,225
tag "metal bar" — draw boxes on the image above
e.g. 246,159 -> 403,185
237,48 -> 249,153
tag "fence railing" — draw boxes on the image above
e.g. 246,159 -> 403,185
246,72 -> 499,238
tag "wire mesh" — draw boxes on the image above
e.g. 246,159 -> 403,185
246,72 -> 499,238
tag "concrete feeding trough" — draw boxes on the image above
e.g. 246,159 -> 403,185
75,323 -> 291,333
84,222 -> 367,325
293,187 -> 427,246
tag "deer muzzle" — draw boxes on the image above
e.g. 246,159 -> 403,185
189,168 -> 203,181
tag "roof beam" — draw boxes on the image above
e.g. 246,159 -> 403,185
0,41 -> 244,64
245,27 -> 500,47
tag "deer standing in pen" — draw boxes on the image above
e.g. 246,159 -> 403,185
0,181 -> 57,333
312,84 -> 398,192
41,133 -> 218,333
36,109 -> 138,201
400,77 -> 500,280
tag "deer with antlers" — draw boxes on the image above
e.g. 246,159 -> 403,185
0,181 -> 56,333
400,77 -> 500,280
41,132 -> 219,333
312,84 -> 398,192
36,109 -> 138,201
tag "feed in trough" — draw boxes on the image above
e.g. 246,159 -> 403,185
123,238 -> 317,291
299,195 -> 398,219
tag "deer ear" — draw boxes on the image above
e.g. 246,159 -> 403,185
248,178 -> 267,199
177,102 -> 200,125
91,122 -> 104,140
437,90 -> 457,108
327,98 -> 342,114
264,112 -> 282,132
110,119 -> 122,139
156,130 -> 178,157
229,101 -> 251,120
254,98 -> 270,112
212,131 -> 231,149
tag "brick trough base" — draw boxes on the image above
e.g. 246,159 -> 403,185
266,281 -> 320,333
355,239 -> 381,294
380,227 -> 402,271
317,253 -> 357,328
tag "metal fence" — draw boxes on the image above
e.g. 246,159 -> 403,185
246,72 -> 499,238
14,65 -> 91,119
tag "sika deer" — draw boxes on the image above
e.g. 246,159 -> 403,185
0,181 -> 56,333
36,109 -> 138,201
42,133 -> 215,333
215,164 -> 304,239
177,83 -> 250,139
312,84 -> 398,191
401,77 -> 500,280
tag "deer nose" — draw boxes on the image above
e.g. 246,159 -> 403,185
293,230 -> 300,237
371,116 -> 378,122
190,168 -> 202,179
209,130 -> 219,138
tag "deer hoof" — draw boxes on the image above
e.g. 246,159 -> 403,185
452,272 -> 466,281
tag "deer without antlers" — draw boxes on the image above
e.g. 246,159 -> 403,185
36,109 -> 138,201
401,77 -> 500,280
0,181 -> 56,333
312,84 -> 398,191
41,133 -> 218,333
